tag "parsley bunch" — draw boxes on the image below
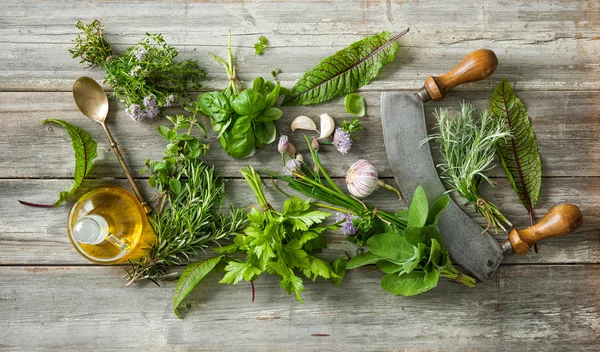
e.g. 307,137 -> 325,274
69,20 -> 206,121
216,166 -> 345,302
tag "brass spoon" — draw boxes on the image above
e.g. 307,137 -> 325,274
73,76 -> 152,214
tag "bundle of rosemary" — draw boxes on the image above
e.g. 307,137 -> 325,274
423,103 -> 511,232
125,115 -> 246,285
69,20 -> 206,121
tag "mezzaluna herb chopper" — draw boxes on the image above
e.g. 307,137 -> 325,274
68,77 -> 154,263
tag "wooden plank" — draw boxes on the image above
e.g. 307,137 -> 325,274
0,0 -> 598,91
1,90 -> 599,179
1,177 -> 597,265
1,264 -> 599,351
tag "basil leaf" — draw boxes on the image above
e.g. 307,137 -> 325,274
265,82 -> 281,108
261,121 -> 277,144
380,271 -> 432,296
40,119 -> 98,206
173,256 -> 224,319
283,30 -> 408,106
232,89 -> 266,116
259,107 -> 283,122
344,93 -> 365,117
367,232 -> 415,263
252,77 -> 267,96
228,116 -> 255,159
346,251 -> 381,269
197,92 -> 233,123
407,186 -> 428,227
426,194 -> 450,226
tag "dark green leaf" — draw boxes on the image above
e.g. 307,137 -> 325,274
228,116 -> 255,159
408,186 -> 428,227
157,125 -> 171,138
344,93 -> 365,117
346,251 -> 381,269
197,92 -> 233,123
261,121 -> 277,144
259,107 -> 283,122
331,258 -> 347,287
380,271 -> 432,296
265,82 -> 281,107
489,79 -> 542,214
40,119 -> 98,206
282,30 -> 408,106
426,194 -> 450,226
252,77 -> 266,95
169,178 -> 182,194
423,266 -> 440,288
173,256 -> 223,319
232,90 -> 266,116
367,232 -> 415,263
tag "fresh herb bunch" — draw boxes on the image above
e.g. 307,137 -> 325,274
69,20 -> 206,121
263,136 -> 475,294
423,103 -> 511,232
125,116 -> 246,284
215,166 -> 344,302
192,32 -> 283,159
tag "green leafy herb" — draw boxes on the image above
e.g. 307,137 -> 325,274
264,137 -> 475,295
40,119 -> 98,206
272,68 -> 281,80
423,103 -> 512,233
254,36 -> 269,55
216,166 -> 342,302
173,256 -> 224,318
282,29 -> 409,106
126,115 -> 246,284
192,32 -> 283,159
344,93 -> 365,117
69,19 -> 206,121
489,79 -> 542,227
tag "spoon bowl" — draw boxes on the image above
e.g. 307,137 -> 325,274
73,76 -> 109,124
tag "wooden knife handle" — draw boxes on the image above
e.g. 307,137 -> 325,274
418,49 -> 498,102
506,204 -> 583,255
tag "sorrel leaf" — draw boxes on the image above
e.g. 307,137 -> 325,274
173,255 -> 224,319
282,29 -> 409,106
489,79 -> 542,222
41,119 -> 98,206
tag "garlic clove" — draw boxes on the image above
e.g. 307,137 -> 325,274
291,115 -> 317,132
318,113 -> 335,139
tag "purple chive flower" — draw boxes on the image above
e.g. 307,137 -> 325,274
278,135 -> 290,154
336,213 -> 358,236
283,157 -> 302,176
333,127 -> 352,154
164,94 -> 176,107
126,104 -> 145,122
134,46 -> 147,61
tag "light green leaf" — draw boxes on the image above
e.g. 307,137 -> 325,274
423,266 -> 440,289
265,82 -> 281,108
489,79 -> 542,213
407,186 -> 429,228
346,251 -> 382,269
219,261 -> 261,285
283,239 -> 310,268
280,273 -> 304,303
173,255 -> 223,319
288,210 -> 330,231
376,260 -> 404,274
367,232 -> 415,263
231,90 -> 266,116
282,30 -> 408,106
41,119 -> 98,206
302,256 -> 333,281
283,197 -> 311,215
169,178 -> 181,194
380,271 -> 433,296
344,93 -> 365,117
426,194 -> 450,226
259,108 -> 283,122
331,258 -> 347,287
254,36 -> 269,55
197,91 -> 233,123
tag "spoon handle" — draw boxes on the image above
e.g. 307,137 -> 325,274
102,124 -> 153,214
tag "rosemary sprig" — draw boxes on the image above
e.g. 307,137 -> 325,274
423,103 -> 511,233
125,116 -> 246,285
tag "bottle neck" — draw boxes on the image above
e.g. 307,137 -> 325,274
72,214 -> 109,245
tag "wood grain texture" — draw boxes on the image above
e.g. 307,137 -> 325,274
2,90 -> 599,179
1,178 -> 598,266
1,264 -> 599,351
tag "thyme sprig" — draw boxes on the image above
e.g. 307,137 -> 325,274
423,103 -> 512,232
125,115 -> 246,285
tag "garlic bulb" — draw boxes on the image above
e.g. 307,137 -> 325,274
291,115 -> 317,132
346,160 -> 379,198
318,113 -> 335,139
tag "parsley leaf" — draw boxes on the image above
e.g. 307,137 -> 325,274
254,35 -> 269,55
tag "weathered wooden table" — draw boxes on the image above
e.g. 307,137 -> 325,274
1,1 -> 599,350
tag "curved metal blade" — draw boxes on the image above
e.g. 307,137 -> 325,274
381,92 -> 503,282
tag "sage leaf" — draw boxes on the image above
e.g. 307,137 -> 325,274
376,260 -> 404,274
407,186 -> 429,228
367,232 -> 415,263
346,251 -> 381,269
173,255 -> 224,319
283,29 -> 409,106
380,271 -> 432,296
426,194 -> 450,226
41,119 -> 98,207
489,79 -> 542,219
344,93 -> 365,117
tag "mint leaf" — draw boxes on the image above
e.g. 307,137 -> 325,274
40,119 -> 98,206
173,256 -> 223,319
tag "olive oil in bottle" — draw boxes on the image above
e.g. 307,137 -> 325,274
67,185 -> 154,264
